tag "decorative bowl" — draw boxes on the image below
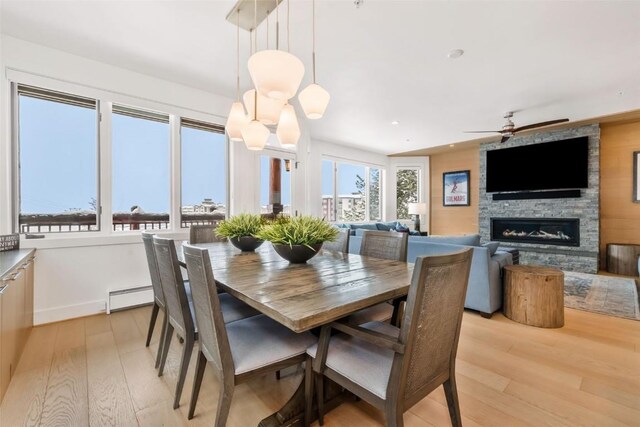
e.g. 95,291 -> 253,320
272,243 -> 323,264
229,236 -> 264,252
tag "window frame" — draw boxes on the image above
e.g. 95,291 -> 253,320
395,166 -> 422,220
179,117 -> 228,228
257,148 -> 297,216
12,83 -> 102,234
322,156 -> 385,223
8,71 -> 229,244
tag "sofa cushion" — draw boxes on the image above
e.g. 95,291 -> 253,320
350,223 -> 378,231
421,234 -> 480,247
483,241 -> 500,256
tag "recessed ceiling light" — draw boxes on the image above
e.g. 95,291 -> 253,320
391,120 -> 399,125
447,49 -> 464,59
406,138 -> 411,142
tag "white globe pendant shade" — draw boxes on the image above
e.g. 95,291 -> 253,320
225,102 -> 248,141
241,120 -> 270,151
298,83 -> 330,119
243,89 -> 285,126
248,50 -> 305,101
276,104 -> 301,148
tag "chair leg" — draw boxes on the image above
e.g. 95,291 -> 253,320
173,335 -> 195,409
304,357 -> 313,427
146,302 -> 159,347
443,377 -> 462,427
276,370 -> 281,380
155,312 -> 168,369
188,351 -> 207,420
215,379 -> 235,427
383,405 -> 404,427
315,373 -> 324,426
158,323 -> 174,377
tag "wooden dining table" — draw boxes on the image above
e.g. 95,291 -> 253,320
177,241 -> 414,426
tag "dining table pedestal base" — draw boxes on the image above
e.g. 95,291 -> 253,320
259,375 -> 353,427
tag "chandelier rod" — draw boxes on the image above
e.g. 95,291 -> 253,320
275,0 -> 279,50
236,9 -> 240,101
312,0 -> 316,83
287,0 -> 290,52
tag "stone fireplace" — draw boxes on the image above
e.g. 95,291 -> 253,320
479,124 -> 600,273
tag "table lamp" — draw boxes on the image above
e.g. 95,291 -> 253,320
408,202 -> 428,232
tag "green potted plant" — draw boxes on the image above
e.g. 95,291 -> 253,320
256,216 -> 339,263
216,213 -> 266,252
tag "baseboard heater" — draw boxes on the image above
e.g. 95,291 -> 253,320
106,285 -> 154,314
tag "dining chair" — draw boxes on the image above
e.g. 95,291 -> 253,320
306,248 -> 473,427
189,223 -> 226,244
141,232 -> 168,368
182,244 -> 317,424
322,229 -> 350,253
348,230 -> 409,326
153,236 -> 259,409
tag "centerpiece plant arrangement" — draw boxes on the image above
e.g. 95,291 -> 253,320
215,213 -> 267,252
256,216 -> 339,263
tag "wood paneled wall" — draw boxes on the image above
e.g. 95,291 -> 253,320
429,147 -> 479,235
599,120 -> 640,267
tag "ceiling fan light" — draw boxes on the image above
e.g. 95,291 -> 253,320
243,89 -> 285,126
298,83 -> 330,119
241,120 -> 270,151
276,104 -> 301,148
225,102 -> 248,141
248,50 -> 305,101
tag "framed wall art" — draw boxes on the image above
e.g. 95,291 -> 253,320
443,170 -> 470,207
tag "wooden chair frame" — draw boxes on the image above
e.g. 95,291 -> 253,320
141,232 -> 168,369
306,249 -> 473,427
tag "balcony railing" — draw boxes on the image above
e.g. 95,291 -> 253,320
19,212 -> 225,233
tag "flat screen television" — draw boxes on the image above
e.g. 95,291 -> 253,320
486,136 -> 589,193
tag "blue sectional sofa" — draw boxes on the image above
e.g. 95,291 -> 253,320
348,233 -> 512,317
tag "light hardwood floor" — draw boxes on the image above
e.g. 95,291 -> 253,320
1,306 -> 639,426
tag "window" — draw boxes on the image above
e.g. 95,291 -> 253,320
12,82 -> 230,236
15,85 -> 99,233
112,106 -> 170,231
180,118 -> 227,227
323,159 -> 383,222
396,168 -> 420,219
260,156 -> 293,216
321,160 -> 335,221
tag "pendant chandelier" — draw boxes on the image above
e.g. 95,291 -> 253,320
226,0 -> 330,151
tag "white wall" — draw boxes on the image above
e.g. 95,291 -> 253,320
0,35 -> 400,325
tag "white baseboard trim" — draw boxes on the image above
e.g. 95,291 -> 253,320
34,299 -> 106,325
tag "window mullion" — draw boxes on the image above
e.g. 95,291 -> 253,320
364,167 -> 370,222
170,115 -> 181,231
99,101 -> 113,234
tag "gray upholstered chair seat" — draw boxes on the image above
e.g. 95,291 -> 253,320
218,293 -> 260,323
227,314 -> 317,375
347,302 -> 393,325
307,321 -> 399,399
186,283 -> 258,326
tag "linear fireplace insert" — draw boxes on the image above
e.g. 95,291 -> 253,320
490,217 -> 580,247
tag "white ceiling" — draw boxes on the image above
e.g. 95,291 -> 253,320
2,0 -> 639,154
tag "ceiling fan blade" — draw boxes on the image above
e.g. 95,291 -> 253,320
500,135 -> 511,143
513,119 -> 569,133
463,130 -> 502,134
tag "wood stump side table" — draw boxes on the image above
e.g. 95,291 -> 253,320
503,265 -> 564,328
606,243 -> 640,276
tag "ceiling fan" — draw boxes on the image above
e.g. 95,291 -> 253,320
465,112 -> 569,143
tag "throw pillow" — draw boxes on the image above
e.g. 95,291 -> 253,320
395,223 -> 410,233
483,241 -> 500,256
